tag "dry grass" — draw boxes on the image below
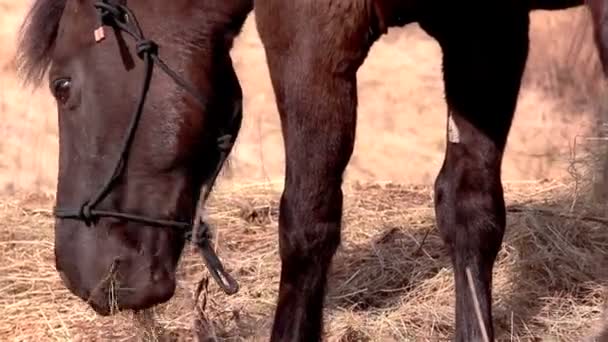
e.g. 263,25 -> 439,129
2,181 -> 608,341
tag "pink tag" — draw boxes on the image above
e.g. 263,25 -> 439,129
94,27 -> 105,42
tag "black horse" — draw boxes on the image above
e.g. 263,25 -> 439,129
16,0 -> 608,341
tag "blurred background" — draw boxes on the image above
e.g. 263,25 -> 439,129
1,3 -> 606,195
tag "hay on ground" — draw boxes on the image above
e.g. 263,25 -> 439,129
1,181 -> 608,341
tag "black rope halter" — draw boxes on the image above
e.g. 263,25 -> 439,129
52,0 -> 239,295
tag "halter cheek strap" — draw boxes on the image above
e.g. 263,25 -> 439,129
52,0 -> 240,295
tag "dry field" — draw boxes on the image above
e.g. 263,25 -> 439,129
3,182 -> 608,341
3,1 -> 608,341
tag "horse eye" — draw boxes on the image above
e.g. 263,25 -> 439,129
51,78 -> 72,104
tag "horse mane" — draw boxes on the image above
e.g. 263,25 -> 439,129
16,0 -> 68,87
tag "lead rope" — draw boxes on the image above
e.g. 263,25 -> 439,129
190,131 -> 240,295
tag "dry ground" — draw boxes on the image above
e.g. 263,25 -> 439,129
3,182 -> 608,341
3,1 -> 608,342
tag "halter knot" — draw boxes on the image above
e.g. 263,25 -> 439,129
94,1 -> 124,26
98,5 -> 122,20
78,202 -> 95,226
136,40 -> 158,59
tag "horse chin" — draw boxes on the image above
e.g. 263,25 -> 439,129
86,286 -> 176,317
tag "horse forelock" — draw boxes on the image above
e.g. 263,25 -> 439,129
16,0 -> 68,87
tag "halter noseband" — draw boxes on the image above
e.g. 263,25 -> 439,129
52,0 -> 239,295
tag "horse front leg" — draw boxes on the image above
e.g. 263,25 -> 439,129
255,2 -> 377,340
265,61 -> 357,341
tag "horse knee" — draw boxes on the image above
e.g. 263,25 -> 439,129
278,184 -> 342,268
433,143 -> 506,262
